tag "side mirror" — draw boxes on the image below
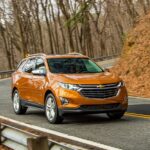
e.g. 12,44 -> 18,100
32,69 -> 46,76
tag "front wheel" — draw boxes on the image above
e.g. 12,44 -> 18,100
12,90 -> 28,114
107,111 -> 126,120
45,93 -> 63,124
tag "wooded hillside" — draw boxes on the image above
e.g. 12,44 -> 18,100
112,11 -> 150,97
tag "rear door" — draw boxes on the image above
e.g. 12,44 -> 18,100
18,58 -> 36,101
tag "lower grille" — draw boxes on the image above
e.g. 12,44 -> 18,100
80,103 -> 120,110
80,87 -> 119,99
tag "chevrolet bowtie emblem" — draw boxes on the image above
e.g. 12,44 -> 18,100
97,85 -> 104,88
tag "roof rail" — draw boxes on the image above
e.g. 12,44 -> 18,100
27,53 -> 46,57
67,52 -> 83,56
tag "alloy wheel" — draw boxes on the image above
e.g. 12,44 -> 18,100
46,96 -> 56,121
13,92 -> 20,112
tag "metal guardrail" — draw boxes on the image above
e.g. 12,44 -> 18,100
0,123 -> 84,150
0,70 -> 14,79
1,123 -> 34,150
92,54 -> 119,62
0,116 -> 109,150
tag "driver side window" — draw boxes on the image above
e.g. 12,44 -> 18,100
35,58 -> 46,73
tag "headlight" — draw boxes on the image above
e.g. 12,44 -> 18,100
58,82 -> 80,91
118,81 -> 125,87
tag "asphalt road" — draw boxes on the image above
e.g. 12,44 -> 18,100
0,79 -> 150,150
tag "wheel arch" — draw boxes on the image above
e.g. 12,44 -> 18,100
12,87 -> 18,100
44,90 -> 53,104
44,89 -> 60,106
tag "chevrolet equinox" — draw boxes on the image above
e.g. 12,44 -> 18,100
12,53 -> 128,124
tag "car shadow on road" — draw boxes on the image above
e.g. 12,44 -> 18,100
26,109 -> 129,124
26,109 -> 45,116
63,114 -> 129,124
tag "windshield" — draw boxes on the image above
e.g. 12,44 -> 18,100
47,58 -> 103,74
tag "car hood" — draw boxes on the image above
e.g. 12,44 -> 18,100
54,72 -> 121,84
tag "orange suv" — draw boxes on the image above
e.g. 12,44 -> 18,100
12,53 -> 128,124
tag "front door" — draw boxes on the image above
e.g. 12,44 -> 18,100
31,58 -> 47,105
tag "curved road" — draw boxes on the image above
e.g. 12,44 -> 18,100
0,79 -> 150,150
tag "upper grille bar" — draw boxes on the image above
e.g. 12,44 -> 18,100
79,82 -> 120,88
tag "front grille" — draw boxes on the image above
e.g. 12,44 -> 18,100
79,83 -> 119,99
80,103 -> 120,110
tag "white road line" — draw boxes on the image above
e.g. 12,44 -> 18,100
0,116 -> 121,150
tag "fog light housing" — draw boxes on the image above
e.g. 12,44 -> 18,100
60,97 -> 69,105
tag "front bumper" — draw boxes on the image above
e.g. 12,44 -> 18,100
56,85 -> 128,109
59,103 -> 127,115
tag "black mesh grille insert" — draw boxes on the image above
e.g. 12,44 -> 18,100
79,83 -> 119,98
80,103 -> 120,110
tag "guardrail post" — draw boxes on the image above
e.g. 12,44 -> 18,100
27,136 -> 49,150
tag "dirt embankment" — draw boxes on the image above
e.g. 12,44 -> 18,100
112,12 -> 150,98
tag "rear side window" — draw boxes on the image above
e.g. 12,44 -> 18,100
17,59 -> 27,71
22,59 -> 36,73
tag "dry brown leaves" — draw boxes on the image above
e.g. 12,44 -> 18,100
111,12 -> 150,98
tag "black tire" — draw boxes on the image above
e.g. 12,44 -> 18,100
107,111 -> 125,120
45,93 -> 63,124
12,90 -> 28,114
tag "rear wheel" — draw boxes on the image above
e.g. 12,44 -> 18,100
107,111 -> 125,120
45,93 -> 63,124
12,90 -> 27,114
